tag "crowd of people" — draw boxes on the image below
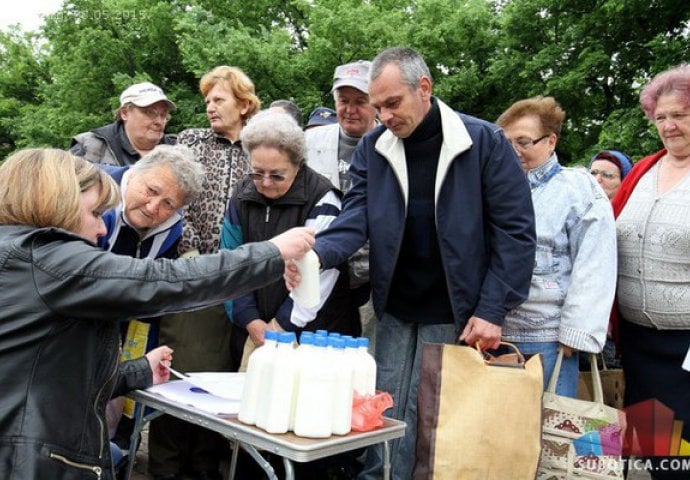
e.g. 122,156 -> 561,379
0,46 -> 689,480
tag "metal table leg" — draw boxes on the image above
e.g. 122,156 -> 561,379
124,407 -> 164,480
282,456 -> 295,480
228,439 -> 239,480
383,440 -> 392,480
239,443 -> 279,480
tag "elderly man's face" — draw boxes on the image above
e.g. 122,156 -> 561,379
121,101 -> 171,151
124,164 -> 185,231
335,86 -> 377,138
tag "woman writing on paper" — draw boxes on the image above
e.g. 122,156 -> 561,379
0,148 -> 313,480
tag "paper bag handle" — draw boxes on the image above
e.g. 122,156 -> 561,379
547,349 -> 604,403
476,341 -> 526,368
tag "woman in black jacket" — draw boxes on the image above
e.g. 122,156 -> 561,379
0,148 -> 313,480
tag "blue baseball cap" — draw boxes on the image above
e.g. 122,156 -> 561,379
305,107 -> 337,129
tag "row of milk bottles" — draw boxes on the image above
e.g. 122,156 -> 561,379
238,330 -> 376,437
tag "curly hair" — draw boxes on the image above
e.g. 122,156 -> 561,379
639,64 -> 690,120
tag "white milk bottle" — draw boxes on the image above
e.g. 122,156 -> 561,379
289,331 -> 315,430
290,250 -> 320,308
355,337 -> 377,396
256,332 -> 297,434
330,337 -> 354,435
238,330 -> 279,425
293,335 -> 334,438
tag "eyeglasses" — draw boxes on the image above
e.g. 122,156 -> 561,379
137,106 -> 171,121
510,135 -> 549,150
590,169 -> 620,180
248,172 -> 288,183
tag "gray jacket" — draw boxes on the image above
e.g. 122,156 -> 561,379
0,225 -> 283,480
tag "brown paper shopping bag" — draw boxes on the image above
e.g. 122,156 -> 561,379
414,342 -> 543,480
578,354 -> 625,410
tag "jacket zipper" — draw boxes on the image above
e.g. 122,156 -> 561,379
94,348 -> 120,459
49,453 -> 103,479
265,205 -> 271,222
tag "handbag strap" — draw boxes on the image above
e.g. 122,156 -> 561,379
546,349 -> 605,404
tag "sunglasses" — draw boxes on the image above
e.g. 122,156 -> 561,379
248,172 -> 288,183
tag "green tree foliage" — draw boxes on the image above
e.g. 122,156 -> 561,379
0,0 -> 688,164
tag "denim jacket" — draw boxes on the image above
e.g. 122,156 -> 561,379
502,154 -> 616,353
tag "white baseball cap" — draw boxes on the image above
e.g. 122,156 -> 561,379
331,60 -> 371,94
119,82 -> 176,110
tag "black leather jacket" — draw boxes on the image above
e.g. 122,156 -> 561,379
0,225 -> 283,479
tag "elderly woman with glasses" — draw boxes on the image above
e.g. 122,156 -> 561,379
612,65 -> 690,476
588,150 -> 634,200
221,110 -> 361,370
496,96 -> 617,397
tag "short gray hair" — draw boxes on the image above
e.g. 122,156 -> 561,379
131,144 -> 205,204
370,47 -> 432,89
240,110 -> 305,166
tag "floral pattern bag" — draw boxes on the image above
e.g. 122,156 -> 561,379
538,351 -> 626,479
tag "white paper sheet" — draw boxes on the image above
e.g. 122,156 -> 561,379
185,372 -> 245,400
146,375 -> 244,415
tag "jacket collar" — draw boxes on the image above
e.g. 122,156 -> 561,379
526,153 -> 561,189
374,97 -> 473,206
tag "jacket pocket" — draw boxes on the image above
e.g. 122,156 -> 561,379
49,451 -> 103,479
533,245 -> 559,274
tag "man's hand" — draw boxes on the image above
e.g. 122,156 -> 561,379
459,316 -> 502,350
145,345 -> 174,385
269,227 -> 315,261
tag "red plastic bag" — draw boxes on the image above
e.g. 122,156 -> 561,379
351,391 -> 394,432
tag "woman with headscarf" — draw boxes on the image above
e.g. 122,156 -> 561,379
588,149 -> 634,200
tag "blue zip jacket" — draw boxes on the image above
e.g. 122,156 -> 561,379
314,99 -> 536,329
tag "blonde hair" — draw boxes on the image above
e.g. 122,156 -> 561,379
199,66 -> 261,121
0,148 -> 119,233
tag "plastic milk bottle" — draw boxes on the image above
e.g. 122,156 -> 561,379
293,335 -> 334,438
238,330 -> 279,425
256,332 -> 297,434
330,337 -> 354,435
290,250 -> 320,308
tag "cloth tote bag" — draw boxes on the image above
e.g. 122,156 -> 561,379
539,351 -> 625,479
577,354 -> 625,410
415,342 -> 543,480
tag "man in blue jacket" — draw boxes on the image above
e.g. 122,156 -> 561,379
312,47 -> 537,479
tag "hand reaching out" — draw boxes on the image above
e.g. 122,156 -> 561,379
145,345 -> 174,385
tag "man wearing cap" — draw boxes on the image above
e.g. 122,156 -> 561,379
304,106 -> 337,130
305,61 -> 379,357
306,60 -> 377,191
70,82 -> 177,166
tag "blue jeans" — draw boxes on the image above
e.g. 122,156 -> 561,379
510,341 -> 579,397
358,313 -> 457,480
